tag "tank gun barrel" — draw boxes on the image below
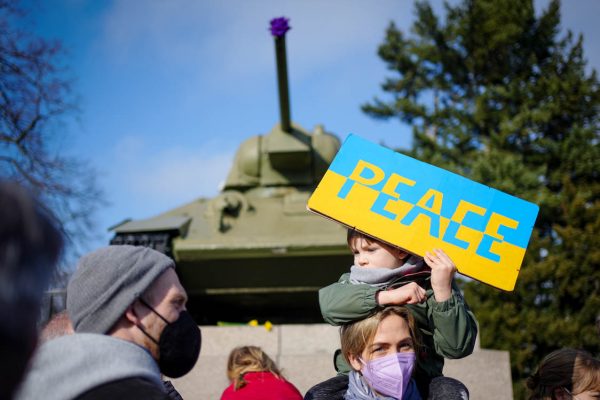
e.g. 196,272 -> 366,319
270,17 -> 292,133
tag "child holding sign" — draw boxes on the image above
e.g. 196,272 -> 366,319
319,229 -> 478,398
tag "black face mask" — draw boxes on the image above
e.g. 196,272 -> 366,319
138,299 -> 201,378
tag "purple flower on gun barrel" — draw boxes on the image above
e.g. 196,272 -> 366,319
270,17 -> 290,37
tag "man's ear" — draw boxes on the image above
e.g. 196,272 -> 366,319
348,353 -> 363,372
124,302 -> 142,325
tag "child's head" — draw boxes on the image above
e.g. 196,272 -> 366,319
226,345 -> 283,390
347,229 -> 409,269
526,348 -> 600,399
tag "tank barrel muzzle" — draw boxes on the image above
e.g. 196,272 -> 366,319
270,17 -> 292,133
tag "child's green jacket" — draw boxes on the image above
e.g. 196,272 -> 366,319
319,271 -> 478,394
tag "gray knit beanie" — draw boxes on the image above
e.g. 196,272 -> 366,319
67,245 -> 175,334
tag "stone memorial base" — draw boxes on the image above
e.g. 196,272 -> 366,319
172,324 -> 513,400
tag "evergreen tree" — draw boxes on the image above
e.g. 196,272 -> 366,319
363,0 -> 599,397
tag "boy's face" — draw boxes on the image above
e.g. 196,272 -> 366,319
349,237 -> 408,269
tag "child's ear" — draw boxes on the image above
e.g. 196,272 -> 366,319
396,249 -> 409,260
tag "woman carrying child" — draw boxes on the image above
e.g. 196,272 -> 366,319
319,230 -> 478,398
307,305 -> 469,399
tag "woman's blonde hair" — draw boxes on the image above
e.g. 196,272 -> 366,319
340,306 -> 421,368
226,346 -> 283,390
526,348 -> 600,399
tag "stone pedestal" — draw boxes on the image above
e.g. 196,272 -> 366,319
172,324 -> 512,400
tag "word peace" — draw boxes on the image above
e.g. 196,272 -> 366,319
338,160 -> 520,263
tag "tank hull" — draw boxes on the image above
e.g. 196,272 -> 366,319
180,253 -> 349,324
111,185 -> 350,323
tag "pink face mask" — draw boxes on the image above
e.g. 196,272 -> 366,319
360,352 -> 416,398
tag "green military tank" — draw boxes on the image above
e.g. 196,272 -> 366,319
110,18 -> 349,324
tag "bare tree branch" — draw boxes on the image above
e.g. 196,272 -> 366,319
0,3 -> 105,264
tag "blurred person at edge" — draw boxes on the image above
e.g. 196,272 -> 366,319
527,348 -> 600,400
0,181 -> 63,400
16,245 -> 201,400
221,345 -> 303,400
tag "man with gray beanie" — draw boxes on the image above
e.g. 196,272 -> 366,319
16,245 -> 201,400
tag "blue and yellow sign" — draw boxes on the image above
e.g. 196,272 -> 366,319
307,134 -> 539,291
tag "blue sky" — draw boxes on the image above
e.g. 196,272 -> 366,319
18,0 -> 600,256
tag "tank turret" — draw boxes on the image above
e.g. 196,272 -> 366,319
223,18 -> 339,190
110,18 -> 349,324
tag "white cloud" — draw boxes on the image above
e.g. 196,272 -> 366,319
113,135 -> 146,159
132,147 -> 232,202
109,135 -> 234,215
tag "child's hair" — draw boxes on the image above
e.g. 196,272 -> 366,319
226,345 -> 283,390
340,306 -> 421,368
346,228 -> 377,247
346,228 -> 409,261
526,348 -> 600,399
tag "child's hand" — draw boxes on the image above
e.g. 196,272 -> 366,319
378,282 -> 427,305
424,248 -> 456,302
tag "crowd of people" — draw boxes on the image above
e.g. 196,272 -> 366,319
2,180 -> 599,399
